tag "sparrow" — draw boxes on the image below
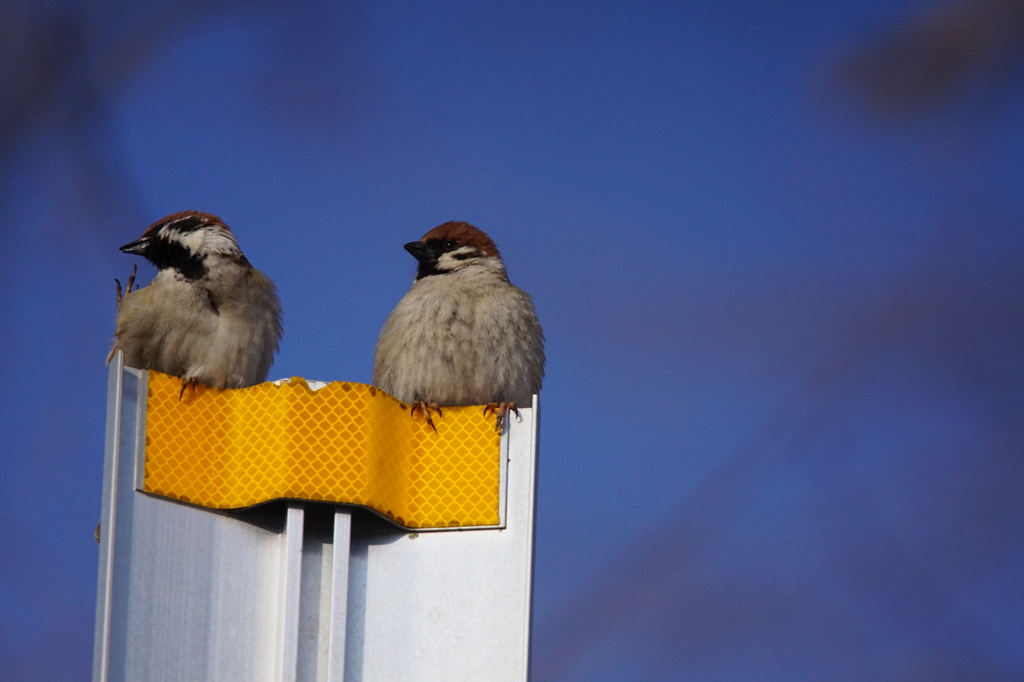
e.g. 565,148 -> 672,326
372,221 -> 545,430
108,211 -> 282,392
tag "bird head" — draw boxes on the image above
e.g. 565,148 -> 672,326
120,211 -> 245,279
405,221 -> 502,280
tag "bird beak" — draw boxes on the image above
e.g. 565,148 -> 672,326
404,241 -> 436,264
119,237 -> 151,255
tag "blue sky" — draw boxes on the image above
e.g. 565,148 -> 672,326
2,1 -> 1024,680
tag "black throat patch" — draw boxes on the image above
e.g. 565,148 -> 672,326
415,261 -> 448,280
144,237 -> 208,280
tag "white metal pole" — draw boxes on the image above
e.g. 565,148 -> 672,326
327,510 -> 352,682
277,504 -> 305,682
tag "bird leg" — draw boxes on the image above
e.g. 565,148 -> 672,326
114,264 -> 138,310
411,400 -> 442,432
484,402 -> 519,431
179,377 -> 197,401
107,267 -> 136,366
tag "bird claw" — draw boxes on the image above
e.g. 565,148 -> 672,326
179,377 -> 197,401
114,265 -> 137,310
483,402 -> 519,431
411,401 -> 442,432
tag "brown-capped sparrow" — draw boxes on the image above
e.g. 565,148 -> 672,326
373,221 -> 544,430
109,211 -> 282,393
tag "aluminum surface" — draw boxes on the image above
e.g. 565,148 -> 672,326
327,511 -> 352,682
344,397 -> 539,682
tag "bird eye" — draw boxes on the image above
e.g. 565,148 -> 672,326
444,239 -> 459,249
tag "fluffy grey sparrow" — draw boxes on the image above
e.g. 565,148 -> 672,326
109,211 -> 282,393
373,221 -> 544,429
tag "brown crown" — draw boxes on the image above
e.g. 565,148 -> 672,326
141,211 -> 229,238
420,221 -> 500,258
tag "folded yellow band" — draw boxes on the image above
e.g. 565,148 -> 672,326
142,371 -> 501,529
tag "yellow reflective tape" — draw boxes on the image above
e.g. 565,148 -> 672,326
142,371 -> 501,529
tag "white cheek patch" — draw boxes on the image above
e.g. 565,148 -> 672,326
164,227 -> 239,256
202,230 -> 241,255
165,230 -> 204,252
437,246 -> 481,270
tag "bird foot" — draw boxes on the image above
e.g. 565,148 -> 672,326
484,402 -> 519,431
114,264 -> 137,310
179,377 -> 197,401
411,401 -> 442,432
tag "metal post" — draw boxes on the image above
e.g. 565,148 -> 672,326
327,511 -> 352,682
92,356 -> 539,682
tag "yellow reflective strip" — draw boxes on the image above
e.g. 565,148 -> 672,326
143,371 -> 501,529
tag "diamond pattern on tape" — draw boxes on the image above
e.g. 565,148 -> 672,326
142,371 -> 501,529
